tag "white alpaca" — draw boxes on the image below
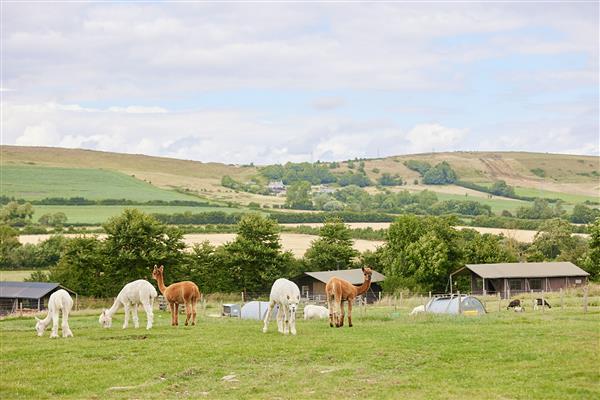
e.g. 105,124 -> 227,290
303,304 -> 329,320
99,280 -> 157,330
262,278 -> 300,335
35,289 -> 73,338
410,305 -> 426,315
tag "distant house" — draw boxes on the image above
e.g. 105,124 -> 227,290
0,282 -> 78,315
293,268 -> 386,303
267,180 -> 286,194
312,185 -> 336,195
450,262 -> 589,299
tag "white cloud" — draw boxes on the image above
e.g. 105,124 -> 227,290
405,124 -> 468,153
15,122 -> 60,146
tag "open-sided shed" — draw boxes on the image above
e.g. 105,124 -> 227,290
0,282 -> 77,315
294,268 -> 385,303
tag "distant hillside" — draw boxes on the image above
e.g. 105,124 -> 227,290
1,146 -> 598,208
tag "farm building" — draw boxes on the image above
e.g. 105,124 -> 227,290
293,268 -> 385,303
0,282 -> 77,316
450,262 -> 589,299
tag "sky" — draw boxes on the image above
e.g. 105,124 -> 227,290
1,1 -> 599,165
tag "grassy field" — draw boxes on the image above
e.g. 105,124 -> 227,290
1,301 -> 598,400
514,186 -> 599,205
32,205 -> 242,224
0,270 -> 43,281
1,165 -> 204,202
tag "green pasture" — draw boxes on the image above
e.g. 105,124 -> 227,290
513,187 -> 599,205
1,304 -> 598,399
1,165 -> 200,202
32,205 -> 241,224
432,192 -> 529,213
0,270 -> 43,282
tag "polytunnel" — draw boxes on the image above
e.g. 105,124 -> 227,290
425,295 -> 486,316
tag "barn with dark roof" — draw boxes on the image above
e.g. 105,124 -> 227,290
0,282 -> 77,315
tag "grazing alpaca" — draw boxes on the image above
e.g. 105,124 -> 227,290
35,289 -> 73,338
151,265 -> 200,326
303,304 -> 329,320
263,278 -> 300,335
326,267 -> 373,328
410,305 -> 426,315
99,279 -> 158,330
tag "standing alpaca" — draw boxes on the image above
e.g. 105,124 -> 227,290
326,267 -> 373,328
35,289 -> 73,338
263,278 -> 300,335
151,265 -> 200,326
99,279 -> 158,330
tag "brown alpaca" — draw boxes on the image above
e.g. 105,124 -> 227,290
151,265 -> 201,326
325,267 -> 372,328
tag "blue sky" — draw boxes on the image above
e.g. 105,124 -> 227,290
2,2 -> 598,164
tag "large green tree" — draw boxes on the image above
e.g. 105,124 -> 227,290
102,209 -> 186,294
285,181 -> 313,209
582,218 -> 600,280
304,217 -> 359,271
222,213 -> 295,293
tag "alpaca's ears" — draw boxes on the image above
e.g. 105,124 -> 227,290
362,266 -> 365,272
159,265 -> 164,272
286,295 -> 290,299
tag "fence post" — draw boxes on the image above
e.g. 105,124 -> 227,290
258,301 -> 262,320
541,291 -> 545,313
497,292 -> 501,312
583,286 -> 588,313
378,292 -> 382,303
241,292 -> 245,304
458,291 -> 462,315
531,290 -> 535,311
400,292 -> 403,308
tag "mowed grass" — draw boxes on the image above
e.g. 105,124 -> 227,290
431,192 -> 529,213
1,165 -> 202,202
32,205 -> 241,224
1,307 -> 598,400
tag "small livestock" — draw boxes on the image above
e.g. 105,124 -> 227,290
263,278 -> 300,335
326,267 -> 373,328
99,279 -> 158,330
303,304 -> 329,320
410,305 -> 426,315
35,289 -> 73,338
534,298 -> 552,310
507,299 -> 521,310
152,265 -> 201,326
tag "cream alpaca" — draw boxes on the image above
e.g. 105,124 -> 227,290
99,279 -> 158,330
263,278 -> 301,335
35,289 -> 73,338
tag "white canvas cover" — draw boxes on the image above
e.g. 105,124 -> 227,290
241,301 -> 279,320
426,295 -> 486,316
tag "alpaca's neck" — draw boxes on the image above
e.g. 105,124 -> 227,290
105,297 -> 121,317
39,311 -> 53,328
155,274 -> 168,295
355,278 -> 372,297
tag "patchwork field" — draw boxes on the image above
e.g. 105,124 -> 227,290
1,165 -> 205,202
1,303 -> 598,400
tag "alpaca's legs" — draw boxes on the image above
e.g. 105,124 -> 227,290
276,303 -> 285,333
347,300 -> 353,327
173,303 -> 180,326
142,301 -> 154,330
184,302 -> 192,326
132,304 -> 140,328
339,301 -> 345,327
169,303 -> 176,326
262,301 -> 275,333
327,295 -> 334,328
290,309 -> 297,336
191,301 -> 197,326
62,309 -> 73,337
282,306 -> 289,335
123,304 -> 130,329
50,310 -> 60,338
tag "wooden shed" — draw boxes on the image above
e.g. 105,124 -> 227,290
293,268 -> 385,303
0,282 -> 77,315
450,262 -> 589,299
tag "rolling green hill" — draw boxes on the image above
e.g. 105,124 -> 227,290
1,145 -> 598,224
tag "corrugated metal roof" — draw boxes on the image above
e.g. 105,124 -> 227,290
304,268 -> 386,285
465,262 -> 590,279
0,282 -> 60,299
